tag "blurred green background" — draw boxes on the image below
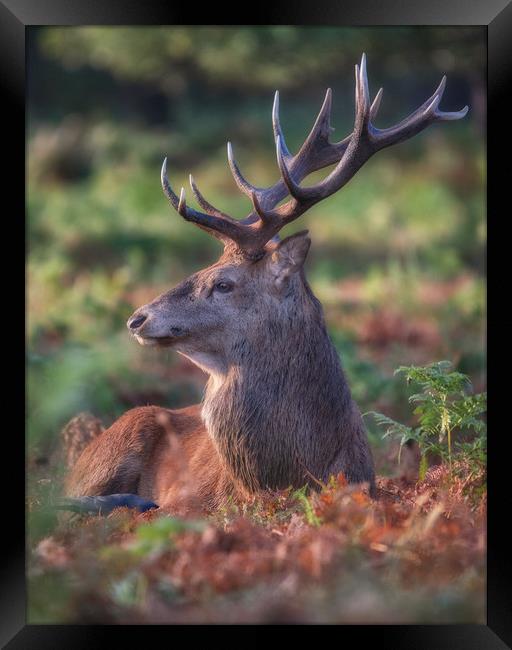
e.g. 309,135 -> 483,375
27,26 -> 486,473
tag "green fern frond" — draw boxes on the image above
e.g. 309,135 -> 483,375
375,361 -> 486,476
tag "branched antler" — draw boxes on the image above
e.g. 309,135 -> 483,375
161,53 -> 468,260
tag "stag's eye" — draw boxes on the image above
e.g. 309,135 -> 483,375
214,281 -> 234,294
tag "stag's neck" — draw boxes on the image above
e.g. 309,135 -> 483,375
201,288 -> 360,491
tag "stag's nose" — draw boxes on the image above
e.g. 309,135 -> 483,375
127,313 -> 147,331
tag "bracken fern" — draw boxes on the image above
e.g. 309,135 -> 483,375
367,361 -> 486,480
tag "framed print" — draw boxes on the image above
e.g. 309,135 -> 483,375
2,0 -> 509,646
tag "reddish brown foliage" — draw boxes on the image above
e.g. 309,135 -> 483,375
30,471 -> 486,624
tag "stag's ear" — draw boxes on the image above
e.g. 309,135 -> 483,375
268,230 -> 311,289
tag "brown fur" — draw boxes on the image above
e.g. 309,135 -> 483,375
65,405 -> 250,513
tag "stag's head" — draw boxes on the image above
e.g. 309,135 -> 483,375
127,55 -> 467,374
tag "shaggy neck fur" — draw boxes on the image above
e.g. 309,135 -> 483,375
201,275 -> 375,493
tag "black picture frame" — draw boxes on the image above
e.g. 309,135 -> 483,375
4,0 -> 509,645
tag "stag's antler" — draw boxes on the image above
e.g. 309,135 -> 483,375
161,53 -> 468,260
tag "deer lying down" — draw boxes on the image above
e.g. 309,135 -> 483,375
64,55 -> 468,515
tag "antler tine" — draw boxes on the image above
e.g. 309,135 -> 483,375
358,53 -> 371,119
161,157 -> 182,211
177,186 -> 187,217
297,87 -> 334,157
427,76 -> 468,120
370,87 -> 384,121
276,134 -> 308,203
189,174 -> 233,220
227,142 -> 264,199
436,105 -> 469,120
272,91 -> 292,160
250,190 -> 281,226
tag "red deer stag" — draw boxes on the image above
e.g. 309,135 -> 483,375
64,55 -> 468,514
